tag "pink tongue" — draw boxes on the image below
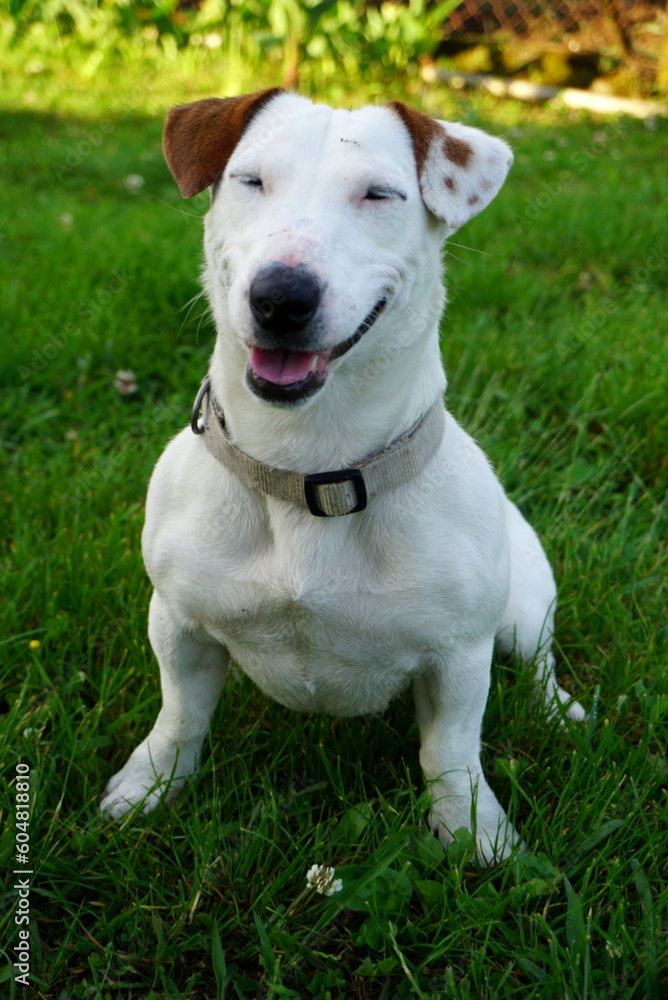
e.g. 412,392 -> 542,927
250,346 -> 325,386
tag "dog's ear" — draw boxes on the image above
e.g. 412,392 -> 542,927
388,101 -> 513,231
163,89 -> 284,198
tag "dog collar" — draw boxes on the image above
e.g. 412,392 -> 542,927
191,376 -> 445,517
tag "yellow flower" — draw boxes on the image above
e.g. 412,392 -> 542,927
29,640 -> 41,650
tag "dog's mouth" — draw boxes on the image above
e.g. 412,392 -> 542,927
245,298 -> 387,404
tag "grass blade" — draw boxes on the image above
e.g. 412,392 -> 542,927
253,911 -> 276,976
585,684 -> 600,744
564,877 -> 590,999
631,860 -> 659,1000
517,956 -> 549,983
212,920 -> 227,1000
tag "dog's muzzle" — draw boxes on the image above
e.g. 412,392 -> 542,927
245,262 -> 386,405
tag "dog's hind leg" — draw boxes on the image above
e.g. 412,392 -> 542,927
101,590 -> 229,818
495,499 -> 585,722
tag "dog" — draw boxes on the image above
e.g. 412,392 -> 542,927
101,90 -> 585,863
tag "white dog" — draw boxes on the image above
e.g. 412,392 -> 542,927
101,90 -> 584,863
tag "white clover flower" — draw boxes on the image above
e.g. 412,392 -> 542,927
114,369 -> 137,395
305,864 -> 342,896
124,174 -> 145,194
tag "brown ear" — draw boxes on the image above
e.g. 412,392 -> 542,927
387,100 -> 513,231
387,101 -> 445,178
163,88 -> 284,198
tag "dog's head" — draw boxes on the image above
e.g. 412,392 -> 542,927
164,91 -> 512,407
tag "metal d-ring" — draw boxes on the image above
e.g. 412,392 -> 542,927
190,375 -> 211,435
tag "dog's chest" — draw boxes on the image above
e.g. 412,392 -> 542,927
192,516 -> 436,715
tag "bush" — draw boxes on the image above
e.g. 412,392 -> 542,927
2,0 -> 462,89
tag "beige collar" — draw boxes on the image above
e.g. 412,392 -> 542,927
191,376 -> 445,517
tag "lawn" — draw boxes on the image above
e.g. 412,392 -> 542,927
0,64 -> 667,1000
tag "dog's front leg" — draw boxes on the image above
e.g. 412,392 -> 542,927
413,639 -> 521,865
101,590 -> 229,818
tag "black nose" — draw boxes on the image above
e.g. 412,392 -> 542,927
249,263 -> 322,334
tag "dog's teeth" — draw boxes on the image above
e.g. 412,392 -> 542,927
309,355 -> 319,374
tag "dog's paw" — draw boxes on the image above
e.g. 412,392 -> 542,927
536,684 -> 586,725
555,685 -> 586,722
429,781 -> 523,866
100,737 -> 198,819
433,814 -> 523,867
475,819 -> 524,866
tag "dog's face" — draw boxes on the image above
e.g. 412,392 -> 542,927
208,96 -> 430,407
164,91 -> 512,407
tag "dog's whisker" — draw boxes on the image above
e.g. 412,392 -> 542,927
443,250 -> 469,266
176,293 -> 208,338
181,306 -> 211,328
195,309 -> 214,344
446,240 -> 494,258
183,312 -> 213,346
152,196 -> 206,220
175,293 -> 211,343
180,290 -> 207,316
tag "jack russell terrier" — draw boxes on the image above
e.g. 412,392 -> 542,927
101,90 -> 585,864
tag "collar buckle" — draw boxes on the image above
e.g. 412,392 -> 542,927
304,468 -> 367,517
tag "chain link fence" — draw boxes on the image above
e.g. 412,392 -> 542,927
440,1 -> 667,94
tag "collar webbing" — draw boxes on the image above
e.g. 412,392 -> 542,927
191,376 -> 445,517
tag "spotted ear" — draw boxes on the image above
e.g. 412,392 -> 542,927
163,88 -> 284,198
388,101 -> 513,232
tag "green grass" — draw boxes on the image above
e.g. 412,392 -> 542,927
1,67 -> 667,1000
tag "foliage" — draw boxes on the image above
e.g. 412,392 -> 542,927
1,0 -> 462,88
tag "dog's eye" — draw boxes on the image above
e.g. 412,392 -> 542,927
232,174 -> 263,191
364,186 -> 407,202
